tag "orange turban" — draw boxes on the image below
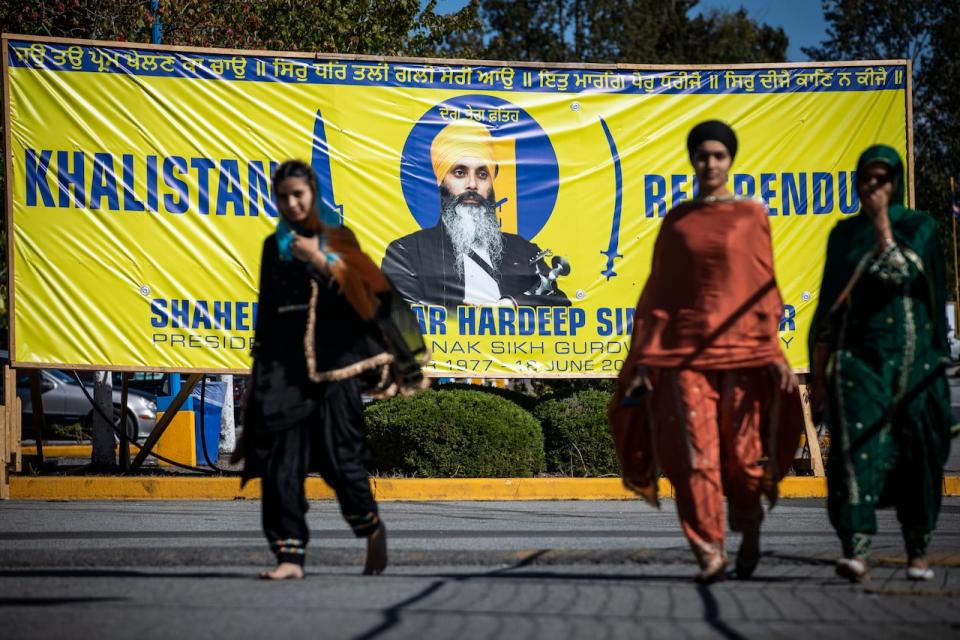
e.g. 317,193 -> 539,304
430,119 -> 498,185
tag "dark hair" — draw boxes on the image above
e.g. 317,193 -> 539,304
271,159 -> 322,231
271,159 -> 317,196
686,120 -> 738,163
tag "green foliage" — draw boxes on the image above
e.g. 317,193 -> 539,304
0,1 -> 483,55
476,0 -> 788,64
535,389 -> 618,476
157,0 -> 482,56
521,378 -> 615,403
365,389 -> 544,477
802,0 -> 938,64
435,381 -> 538,412
480,0 -> 569,62
0,1 -> 151,42
681,9 -> 789,64
51,421 -> 87,443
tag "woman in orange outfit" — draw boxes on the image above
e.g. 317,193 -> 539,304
610,121 -> 804,583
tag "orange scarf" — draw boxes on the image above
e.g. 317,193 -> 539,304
322,225 -> 391,321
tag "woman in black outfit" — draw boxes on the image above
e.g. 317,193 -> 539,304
237,160 -> 397,580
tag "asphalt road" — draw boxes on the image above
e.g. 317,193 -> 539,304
1,499 -> 958,639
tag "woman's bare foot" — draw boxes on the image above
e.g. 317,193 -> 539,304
259,562 -> 304,580
363,524 -> 387,575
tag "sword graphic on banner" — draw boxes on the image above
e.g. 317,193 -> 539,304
311,109 -> 344,226
599,117 -> 623,280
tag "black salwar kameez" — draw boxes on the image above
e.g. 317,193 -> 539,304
240,234 -> 389,566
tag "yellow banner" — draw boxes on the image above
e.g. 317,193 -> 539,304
5,37 -> 910,375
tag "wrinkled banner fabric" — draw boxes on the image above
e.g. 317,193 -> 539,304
5,37 -> 909,375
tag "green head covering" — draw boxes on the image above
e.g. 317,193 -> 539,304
856,144 -> 905,206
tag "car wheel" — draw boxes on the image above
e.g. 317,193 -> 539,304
114,409 -> 139,444
88,408 -> 138,444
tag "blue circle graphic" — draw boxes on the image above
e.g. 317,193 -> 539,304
399,95 -> 559,241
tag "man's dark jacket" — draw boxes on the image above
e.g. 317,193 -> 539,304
381,223 -> 571,308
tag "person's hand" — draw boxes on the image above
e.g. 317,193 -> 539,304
291,233 -> 328,271
860,179 -> 893,249
768,361 -> 798,394
861,173 -> 891,219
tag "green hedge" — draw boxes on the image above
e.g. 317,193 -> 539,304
365,389 -> 544,477
526,379 -> 616,402
434,381 -> 538,412
535,389 -> 618,476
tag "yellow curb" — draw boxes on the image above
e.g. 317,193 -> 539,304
19,445 -> 960,499
8,477 -> 651,501
945,475 -> 960,496
368,477 -> 673,501
778,476 -> 826,498
7,475 -> 959,501
11,477 -> 262,501
23,445 -> 129,458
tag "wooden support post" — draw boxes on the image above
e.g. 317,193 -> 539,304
0,374 -> 7,500
13,373 -> 21,473
2,365 -> 22,498
0,408 -> 7,499
130,373 -> 201,471
27,370 -> 45,466
118,372 -> 130,471
6,367 -> 20,472
798,383 -> 825,477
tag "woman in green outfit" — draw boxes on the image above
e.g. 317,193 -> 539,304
809,144 -> 953,583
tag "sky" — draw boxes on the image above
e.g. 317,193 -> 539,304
432,0 -> 829,62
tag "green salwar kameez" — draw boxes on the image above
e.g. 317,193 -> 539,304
809,145 -> 953,562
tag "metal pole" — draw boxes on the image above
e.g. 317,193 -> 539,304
151,0 -> 162,45
952,177 -> 960,332
118,372 -> 130,471
27,371 -> 45,466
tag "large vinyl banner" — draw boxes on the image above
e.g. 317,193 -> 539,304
5,36 -> 910,375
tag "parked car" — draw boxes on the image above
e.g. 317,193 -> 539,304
0,351 -> 158,443
111,371 -> 170,397
18,368 -> 157,442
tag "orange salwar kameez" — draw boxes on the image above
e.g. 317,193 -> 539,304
609,197 -> 804,567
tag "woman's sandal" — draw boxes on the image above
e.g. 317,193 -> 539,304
906,559 -> 935,581
835,557 -> 869,583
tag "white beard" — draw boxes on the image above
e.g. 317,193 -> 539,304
443,202 -> 504,279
